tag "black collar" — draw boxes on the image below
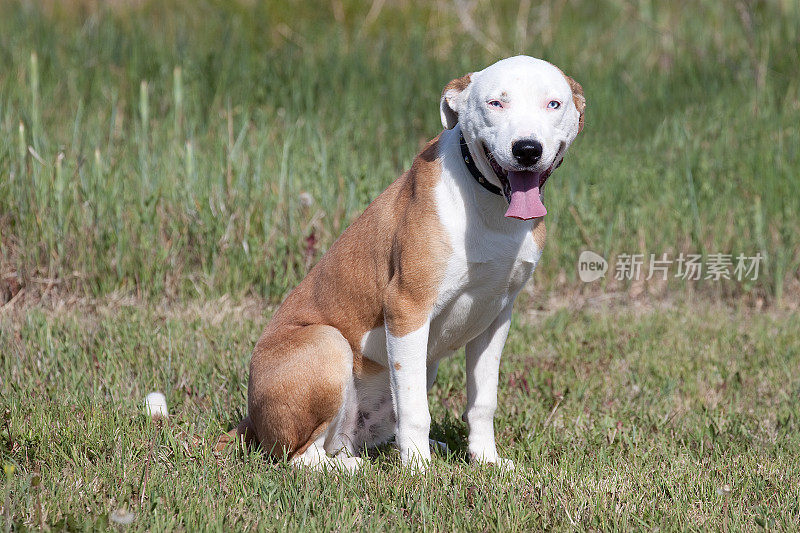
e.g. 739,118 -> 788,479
459,132 -> 503,196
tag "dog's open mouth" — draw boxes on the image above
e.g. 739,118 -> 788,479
483,143 -> 549,221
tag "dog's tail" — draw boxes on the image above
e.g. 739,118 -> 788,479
214,416 -> 259,453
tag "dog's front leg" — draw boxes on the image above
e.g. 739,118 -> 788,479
463,303 -> 514,468
386,320 -> 432,471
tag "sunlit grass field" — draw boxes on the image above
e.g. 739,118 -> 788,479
2,301 -> 800,530
1,0 -> 798,303
2,0 -> 800,530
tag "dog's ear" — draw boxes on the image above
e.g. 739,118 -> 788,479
440,73 -> 472,130
564,74 -> 586,134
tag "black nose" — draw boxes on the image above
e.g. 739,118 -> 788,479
512,139 -> 543,166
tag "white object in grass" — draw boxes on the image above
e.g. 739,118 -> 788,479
144,392 -> 168,418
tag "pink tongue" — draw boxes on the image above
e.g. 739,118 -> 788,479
504,171 -> 547,220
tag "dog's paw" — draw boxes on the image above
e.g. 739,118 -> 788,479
329,456 -> 363,474
406,459 -> 429,475
292,453 -> 363,474
399,449 -> 431,475
469,451 -> 515,471
492,457 -> 515,471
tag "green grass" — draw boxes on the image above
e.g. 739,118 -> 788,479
0,0 -> 798,303
2,301 -> 799,530
2,1 -> 800,530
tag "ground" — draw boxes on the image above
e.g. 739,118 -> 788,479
1,0 -> 800,530
2,295 -> 799,530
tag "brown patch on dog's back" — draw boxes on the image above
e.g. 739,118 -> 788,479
383,141 -> 451,337
262,137 -> 449,364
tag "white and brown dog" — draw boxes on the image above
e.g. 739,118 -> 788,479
232,55 -> 585,471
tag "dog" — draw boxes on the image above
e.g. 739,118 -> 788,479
231,55 -> 585,472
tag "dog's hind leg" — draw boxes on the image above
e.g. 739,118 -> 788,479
291,383 -> 364,473
247,324 -> 359,469
291,376 -> 363,473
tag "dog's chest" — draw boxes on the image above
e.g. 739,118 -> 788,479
426,189 -> 541,356
360,229 -> 538,366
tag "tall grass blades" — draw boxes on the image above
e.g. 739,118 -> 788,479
0,1 -> 797,303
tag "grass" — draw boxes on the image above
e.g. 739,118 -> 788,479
2,1 -> 800,530
2,300 -> 799,530
0,0 -> 798,303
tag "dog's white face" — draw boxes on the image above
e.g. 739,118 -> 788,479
441,56 -> 585,220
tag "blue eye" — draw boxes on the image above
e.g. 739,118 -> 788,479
547,100 -> 561,109
487,100 -> 504,108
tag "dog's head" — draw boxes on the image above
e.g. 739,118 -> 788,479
440,56 -> 585,220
